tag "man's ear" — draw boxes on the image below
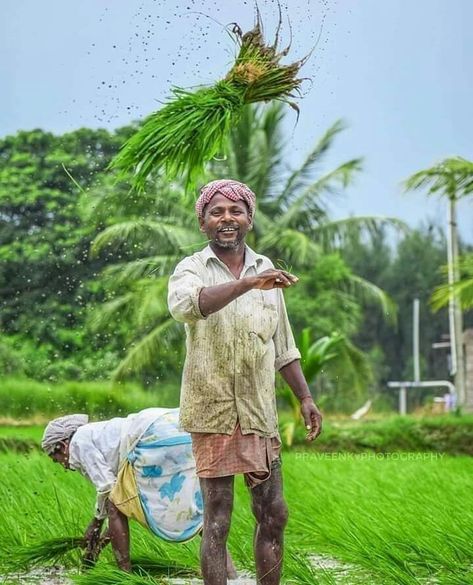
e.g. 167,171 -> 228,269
198,217 -> 206,233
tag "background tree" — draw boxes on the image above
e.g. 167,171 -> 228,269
405,157 -> 473,408
0,127 -> 132,380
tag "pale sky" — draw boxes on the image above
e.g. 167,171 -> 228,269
2,0 -> 473,240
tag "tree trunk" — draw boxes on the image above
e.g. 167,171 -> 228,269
448,198 -> 467,409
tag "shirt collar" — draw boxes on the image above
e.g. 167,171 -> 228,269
201,244 -> 264,268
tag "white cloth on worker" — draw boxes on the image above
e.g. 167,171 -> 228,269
127,411 -> 203,541
68,408 -> 172,519
41,414 -> 89,454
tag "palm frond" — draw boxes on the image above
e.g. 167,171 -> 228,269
89,279 -> 170,333
330,337 -> 373,392
346,274 -> 397,324
313,215 -> 408,250
101,256 -> 180,284
258,229 -> 321,267
88,293 -> 136,332
404,157 -> 473,200
430,253 -> 473,311
276,119 -> 348,205
90,220 -> 199,258
277,159 -> 363,229
112,319 -> 183,381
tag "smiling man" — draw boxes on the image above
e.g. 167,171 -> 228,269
168,179 -> 323,585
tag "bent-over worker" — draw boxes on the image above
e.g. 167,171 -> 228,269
41,407 -> 237,576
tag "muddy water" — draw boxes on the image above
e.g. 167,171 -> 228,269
5,568 -> 257,585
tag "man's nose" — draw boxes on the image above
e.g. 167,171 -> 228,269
222,209 -> 234,221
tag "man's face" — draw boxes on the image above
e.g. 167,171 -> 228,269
199,193 -> 252,250
50,440 -> 71,469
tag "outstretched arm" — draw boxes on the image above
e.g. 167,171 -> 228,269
168,253 -> 299,322
199,269 -> 298,317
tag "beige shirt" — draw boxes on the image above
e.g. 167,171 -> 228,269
167,245 -> 301,437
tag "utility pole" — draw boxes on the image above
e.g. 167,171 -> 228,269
447,197 -> 466,407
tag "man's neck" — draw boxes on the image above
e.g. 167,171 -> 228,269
209,241 -> 246,274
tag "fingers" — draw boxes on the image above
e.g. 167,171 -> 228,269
282,270 -> 299,283
274,273 -> 292,287
304,408 -> 322,442
254,269 -> 299,290
274,270 -> 299,288
306,413 -> 322,441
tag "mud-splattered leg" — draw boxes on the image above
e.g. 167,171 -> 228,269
250,464 -> 288,585
199,475 -> 235,585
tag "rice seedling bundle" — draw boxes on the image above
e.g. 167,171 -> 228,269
5,536 -> 85,571
110,16 -> 307,191
73,565 -> 164,585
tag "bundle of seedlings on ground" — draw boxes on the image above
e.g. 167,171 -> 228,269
5,536 -> 85,572
131,556 -> 199,578
73,565 -> 165,585
110,12 -> 307,190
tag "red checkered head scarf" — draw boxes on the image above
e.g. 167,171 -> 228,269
195,179 -> 256,220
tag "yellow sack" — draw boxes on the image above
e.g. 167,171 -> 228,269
109,460 -> 147,529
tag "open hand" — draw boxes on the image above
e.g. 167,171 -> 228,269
252,269 -> 299,290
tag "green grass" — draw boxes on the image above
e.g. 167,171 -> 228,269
286,413 -> 473,454
0,426 -> 43,440
0,450 -> 472,584
0,377 -> 180,421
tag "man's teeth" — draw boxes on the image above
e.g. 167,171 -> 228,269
220,227 -> 237,232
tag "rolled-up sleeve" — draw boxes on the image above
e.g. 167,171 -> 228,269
273,289 -> 301,371
167,258 -> 207,324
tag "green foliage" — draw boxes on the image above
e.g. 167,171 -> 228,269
0,126 -> 135,382
404,156 -> 473,201
279,329 -> 346,446
432,253 -> 473,311
285,254 -> 362,337
4,537 -> 85,572
0,377 -> 178,420
286,414 -> 473,454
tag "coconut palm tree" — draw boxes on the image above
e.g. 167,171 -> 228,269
405,157 -> 473,407
88,105 -> 401,381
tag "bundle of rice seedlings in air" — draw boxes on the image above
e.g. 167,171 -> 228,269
110,13 -> 307,191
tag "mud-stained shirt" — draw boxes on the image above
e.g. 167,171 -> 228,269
167,245 -> 301,437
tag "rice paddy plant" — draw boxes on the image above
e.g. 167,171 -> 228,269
110,16 -> 307,191
282,453 -> 473,583
131,557 -> 198,578
284,551 -> 337,584
73,565 -> 164,585
1,448 -> 473,583
3,536 -> 85,572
